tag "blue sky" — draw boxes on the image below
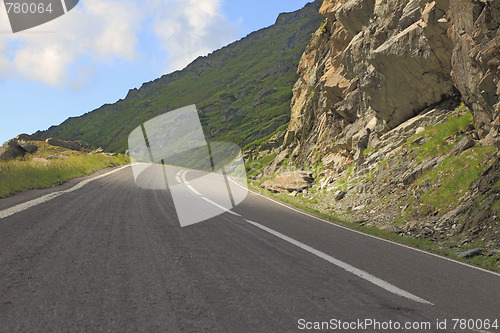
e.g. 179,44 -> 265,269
0,0 -> 313,146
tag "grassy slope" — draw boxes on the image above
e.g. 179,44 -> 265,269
0,141 -> 128,198
34,1 -> 322,153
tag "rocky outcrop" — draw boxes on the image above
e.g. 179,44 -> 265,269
0,134 -> 38,161
45,138 -> 92,152
449,0 -> 500,147
272,0 -> 498,170
0,135 -> 95,161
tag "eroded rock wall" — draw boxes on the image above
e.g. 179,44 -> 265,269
449,0 -> 500,146
278,0 -> 499,171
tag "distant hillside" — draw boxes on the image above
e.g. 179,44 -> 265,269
34,1 -> 322,152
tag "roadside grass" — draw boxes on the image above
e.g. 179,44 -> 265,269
0,142 -> 129,198
247,183 -> 500,273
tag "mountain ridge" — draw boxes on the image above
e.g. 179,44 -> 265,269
33,1 -> 323,152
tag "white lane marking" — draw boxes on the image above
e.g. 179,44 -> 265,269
180,170 -> 241,216
244,219 -> 433,305
243,185 -> 500,278
0,166 -> 129,220
201,197 -> 241,216
179,170 -> 202,196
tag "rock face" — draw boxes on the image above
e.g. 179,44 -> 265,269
449,0 -> 500,147
273,0 -> 499,169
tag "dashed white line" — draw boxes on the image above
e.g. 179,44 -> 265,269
244,219 -> 433,305
201,197 -> 241,216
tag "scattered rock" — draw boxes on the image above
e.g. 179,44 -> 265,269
415,127 -> 425,134
458,248 -> 485,258
334,190 -> 346,201
449,137 -> 474,156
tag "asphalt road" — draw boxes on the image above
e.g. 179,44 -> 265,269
0,165 -> 498,332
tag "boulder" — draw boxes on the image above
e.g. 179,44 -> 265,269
45,138 -> 91,152
261,171 -> 314,192
449,137 -> 474,156
458,248 -> 485,258
17,140 -> 38,154
334,190 -> 346,201
0,140 -> 26,161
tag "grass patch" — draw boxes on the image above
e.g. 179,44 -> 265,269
243,123 -> 289,152
363,147 -> 375,155
246,153 -> 277,177
416,145 -> 497,212
407,109 -> 474,161
0,142 -> 129,198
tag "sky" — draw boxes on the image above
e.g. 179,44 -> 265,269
0,0 -> 313,146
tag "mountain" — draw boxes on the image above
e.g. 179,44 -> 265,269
33,1 -> 323,152
248,0 -> 499,262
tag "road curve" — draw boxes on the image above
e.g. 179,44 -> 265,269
0,166 -> 498,332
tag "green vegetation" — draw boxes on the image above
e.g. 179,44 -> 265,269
363,147 -> 375,155
407,108 -> 474,161
0,142 -> 128,198
34,3 -> 322,153
246,153 -> 277,177
416,145 -> 496,212
242,123 -> 289,152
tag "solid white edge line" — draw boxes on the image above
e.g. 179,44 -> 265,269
244,219 -> 433,305
201,197 -> 241,216
0,165 -> 129,220
236,181 -> 500,277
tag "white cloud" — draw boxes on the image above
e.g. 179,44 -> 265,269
152,0 -> 236,72
0,0 -> 143,86
0,0 -> 235,87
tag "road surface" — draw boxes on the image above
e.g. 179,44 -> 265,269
0,165 -> 498,332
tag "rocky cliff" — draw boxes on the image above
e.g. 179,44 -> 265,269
277,0 -> 499,166
251,0 -> 499,259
